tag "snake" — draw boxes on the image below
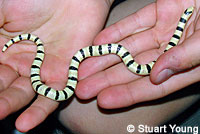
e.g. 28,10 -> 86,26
2,7 -> 194,101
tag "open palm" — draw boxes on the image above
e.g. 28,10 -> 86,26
76,0 -> 199,108
0,0 -> 111,132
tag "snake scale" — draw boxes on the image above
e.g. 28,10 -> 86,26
2,7 -> 194,101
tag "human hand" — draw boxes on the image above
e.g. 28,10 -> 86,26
0,0 -> 113,132
76,0 -> 199,109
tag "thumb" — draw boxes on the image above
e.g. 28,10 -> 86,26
150,30 -> 200,84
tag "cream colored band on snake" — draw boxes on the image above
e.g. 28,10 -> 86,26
2,7 -> 194,101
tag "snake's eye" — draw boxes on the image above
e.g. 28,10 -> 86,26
185,11 -> 193,15
184,7 -> 194,15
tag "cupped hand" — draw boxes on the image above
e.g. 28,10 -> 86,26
76,0 -> 200,109
0,0 -> 112,132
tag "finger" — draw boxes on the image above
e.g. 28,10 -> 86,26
79,29 -> 159,79
15,81 -> 62,132
15,96 -> 59,132
0,77 -> 35,120
0,65 -> 19,91
77,63 -> 141,99
94,3 -> 156,45
151,30 -> 200,84
97,66 -> 200,109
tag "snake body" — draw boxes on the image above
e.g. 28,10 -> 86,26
2,7 -> 194,101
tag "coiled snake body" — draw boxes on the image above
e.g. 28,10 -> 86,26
2,7 -> 194,101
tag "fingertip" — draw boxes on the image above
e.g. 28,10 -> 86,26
97,91 -> 112,109
75,80 -> 91,100
15,111 -> 35,132
97,86 -> 133,109
15,106 -> 47,133
150,63 -> 164,85
150,47 -> 181,84
150,51 -> 171,84
150,69 -> 174,84
76,72 -> 109,100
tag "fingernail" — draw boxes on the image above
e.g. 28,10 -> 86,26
156,69 -> 174,84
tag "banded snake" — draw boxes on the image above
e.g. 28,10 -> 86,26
2,7 -> 194,101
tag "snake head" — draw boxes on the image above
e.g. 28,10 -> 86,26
184,6 -> 194,15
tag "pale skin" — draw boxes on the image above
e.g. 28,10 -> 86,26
0,0 -> 113,132
0,0 -> 200,133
